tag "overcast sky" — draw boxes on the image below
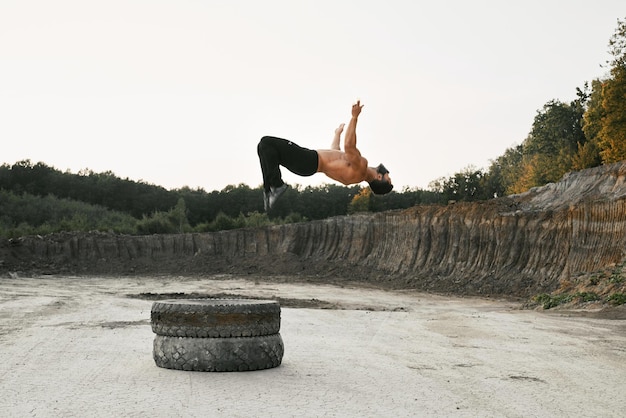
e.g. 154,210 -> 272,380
1,1 -> 624,192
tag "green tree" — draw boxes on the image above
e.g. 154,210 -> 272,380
243,211 -> 272,228
585,18 -> 626,164
137,211 -> 177,234
434,166 -> 490,202
171,197 -> 188,233
212,212 -> 244,231
607,17 -> 626,69
370,185 -> 441,209
175,186 -> 211,226
0,189 -> 138,238
512,97 -> 587,192
580,79 -> 605,164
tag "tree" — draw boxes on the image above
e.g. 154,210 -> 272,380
571,140 -> 602,170
512,98 -> 587,192
597,66 -> 626,163
589,18 -> 626,164
438,166 -> 490,202
478,164 -> 506,199
348,188 -> 371,214
175,186 -> 210,226
607,17 -> 626,69
582,80 -> 604,145
578,79 -> 604,169
171,197 -> 188,233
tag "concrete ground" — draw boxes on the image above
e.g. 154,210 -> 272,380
0,275 -> 624,417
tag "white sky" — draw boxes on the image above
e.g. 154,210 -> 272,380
1,1 -> 623,192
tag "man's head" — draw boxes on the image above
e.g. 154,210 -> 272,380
368,164 -> 393,195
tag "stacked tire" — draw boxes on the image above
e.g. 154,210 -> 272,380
151,299 -> 284,372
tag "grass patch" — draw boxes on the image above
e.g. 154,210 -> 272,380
534,293 -> 573,309
606,293 -> 626,306
609,261 -> 625,284
533,292 -> 601,309
576,292 -> 600,303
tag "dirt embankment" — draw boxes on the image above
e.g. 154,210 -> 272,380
2,162 -> 626,301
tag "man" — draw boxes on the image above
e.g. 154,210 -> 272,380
257,100 -> 393,211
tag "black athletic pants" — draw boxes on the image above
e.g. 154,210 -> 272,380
257,136 -> 319,192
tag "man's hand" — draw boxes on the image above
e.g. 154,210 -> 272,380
351,100 -> 363,118
335,123 -> 345,136
331,123 -> 345,150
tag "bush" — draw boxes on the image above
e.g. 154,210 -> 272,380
0,190 -> 138,238
534,293 -> 573,309
243,212 -> 272,228
606,293 -> 626,306
137,212 -> 177,235
576,292 -> 600,303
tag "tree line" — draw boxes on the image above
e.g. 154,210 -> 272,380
0,162 -> 440,238
430,18 -> 626,201
1,18 -> 625,238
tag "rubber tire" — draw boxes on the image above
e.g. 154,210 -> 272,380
153,334 -> 284,372
151,299 -> 281,338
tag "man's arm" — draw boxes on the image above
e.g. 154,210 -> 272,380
343,101 -> 364,161
331,123 -> 344,150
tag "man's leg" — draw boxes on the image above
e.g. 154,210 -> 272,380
258,136 -> 319,186
257,136 -> 317,210
257,136 -> 284,211
257,136 -> 284,193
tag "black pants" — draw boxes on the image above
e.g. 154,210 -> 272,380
257,136 -> 318,192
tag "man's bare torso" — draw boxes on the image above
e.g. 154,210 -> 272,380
316,149 -> 369,186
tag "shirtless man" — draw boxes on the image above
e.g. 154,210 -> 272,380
257,100 -> 393,211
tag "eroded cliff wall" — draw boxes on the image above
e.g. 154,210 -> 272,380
2,162 -> 626,297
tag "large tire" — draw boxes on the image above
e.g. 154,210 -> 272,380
153,334 -> 284,372
151,299 -> 281,338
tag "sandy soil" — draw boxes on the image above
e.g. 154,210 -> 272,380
0,275 -> 625,417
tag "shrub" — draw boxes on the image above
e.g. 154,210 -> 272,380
534,293 -> 573,309
576,292 -> 600,303
606,293 -> 626,306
